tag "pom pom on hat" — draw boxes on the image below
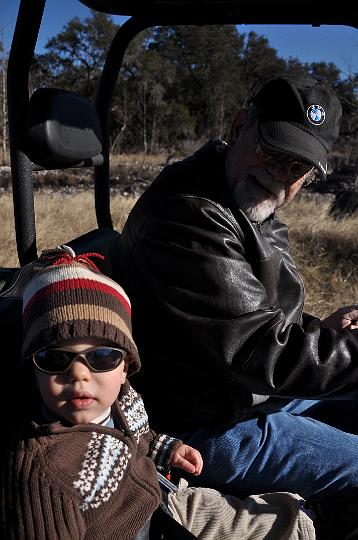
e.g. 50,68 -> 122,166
21,245 -> 140,375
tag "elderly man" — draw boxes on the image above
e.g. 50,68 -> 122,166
115,75 -> 358,501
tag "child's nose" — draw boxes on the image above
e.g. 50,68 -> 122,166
67,358 -> 91,381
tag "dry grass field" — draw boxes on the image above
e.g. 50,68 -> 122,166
0,189 -> 136,267
278,196 -> 358,318
1,187 -> 357,319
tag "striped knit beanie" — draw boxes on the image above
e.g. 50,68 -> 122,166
21,245 -> 140,374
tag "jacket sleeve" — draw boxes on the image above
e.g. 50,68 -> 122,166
126,195 -> 358,399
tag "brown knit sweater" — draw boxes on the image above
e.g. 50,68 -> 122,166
1,380 -> 182,539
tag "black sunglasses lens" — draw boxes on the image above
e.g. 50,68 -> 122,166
33,350 -> 74,373
85,348 -> 125,371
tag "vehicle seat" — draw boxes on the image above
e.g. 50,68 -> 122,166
149,506 -> 197,539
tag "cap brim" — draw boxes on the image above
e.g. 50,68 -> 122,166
259,121 -> 328,180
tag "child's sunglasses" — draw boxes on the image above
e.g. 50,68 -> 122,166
32,347 -> 127,374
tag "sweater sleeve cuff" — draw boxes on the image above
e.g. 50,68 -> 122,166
149,434 -> 182,471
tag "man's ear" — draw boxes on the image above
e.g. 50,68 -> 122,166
228,109 -> 247,144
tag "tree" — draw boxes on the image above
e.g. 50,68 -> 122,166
112,29 -> 177,153
31,11 -> 118,98
149,25 -> 246,141
116,28 -> 195,153
237,31 -> 287,106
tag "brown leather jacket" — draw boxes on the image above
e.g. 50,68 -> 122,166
115,140 -> 358,433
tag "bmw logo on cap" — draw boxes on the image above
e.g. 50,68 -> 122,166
307,105 -> 326,125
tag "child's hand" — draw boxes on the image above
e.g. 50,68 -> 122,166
170,444 -> 203,476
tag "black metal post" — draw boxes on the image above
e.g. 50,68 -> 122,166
7,0 -> 46,265
94,17 -> 153,229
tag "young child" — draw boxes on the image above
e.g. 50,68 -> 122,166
1,245 -> 202,540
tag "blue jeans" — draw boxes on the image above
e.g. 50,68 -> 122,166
176,397 -> 358,499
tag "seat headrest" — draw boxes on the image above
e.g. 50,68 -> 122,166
27,88 -> 103,167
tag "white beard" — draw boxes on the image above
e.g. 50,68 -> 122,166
232,173 -> 286,222
236,195 -> 277,222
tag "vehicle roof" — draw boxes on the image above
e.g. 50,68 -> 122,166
79,0 -> 358,27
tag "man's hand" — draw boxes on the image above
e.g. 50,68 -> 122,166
170,444 -> 203,476
321,305 -> 358,331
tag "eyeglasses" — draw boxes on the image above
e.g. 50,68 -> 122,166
32,347 -> 127,374
255,139 -> 319,186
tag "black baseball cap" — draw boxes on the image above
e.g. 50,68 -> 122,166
252,75 -> 342,180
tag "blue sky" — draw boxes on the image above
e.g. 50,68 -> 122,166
2,0 -> 358,77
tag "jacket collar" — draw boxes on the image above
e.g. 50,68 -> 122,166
191,139 -> 231,206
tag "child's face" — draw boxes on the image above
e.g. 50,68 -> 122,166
34,338 -> 128,424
